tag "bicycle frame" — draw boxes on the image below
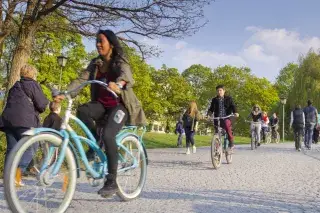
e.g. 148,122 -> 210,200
213,114 -> 234,149
23,80 -> 144,180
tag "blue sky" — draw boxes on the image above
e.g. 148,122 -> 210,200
84,0 -> 320,81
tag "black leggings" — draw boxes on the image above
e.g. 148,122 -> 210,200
77,101 -> 128,180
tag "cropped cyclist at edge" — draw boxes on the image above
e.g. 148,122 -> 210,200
54,29 -> 147,198
207,85 -> 239,149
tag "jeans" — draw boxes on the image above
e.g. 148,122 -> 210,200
261,126 -> 268,141
304,123 -> 315,148
251,123 -> 261,143
214,119 -> 234,147
5,127 -> 36,172
184,127 -> 195,148
294,127 -> 304,149
177,133 -> 183,146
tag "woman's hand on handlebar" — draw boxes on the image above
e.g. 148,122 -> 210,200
234,113 -> 239,117
108,82 -> 121,95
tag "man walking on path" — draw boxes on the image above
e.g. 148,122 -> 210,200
290,105 -> 305,151
303,100 -> 318,149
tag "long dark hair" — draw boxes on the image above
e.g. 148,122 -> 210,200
97,30 -> 129,75
97,30 -> 128,71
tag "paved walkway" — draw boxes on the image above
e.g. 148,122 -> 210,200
1,142 -> 320,212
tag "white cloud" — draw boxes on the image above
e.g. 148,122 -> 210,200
146,26 -> 320,81
172,49 -> 246,69
175,41 -> 188,50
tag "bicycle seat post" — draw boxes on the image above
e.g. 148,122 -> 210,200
61,94 -> 73,130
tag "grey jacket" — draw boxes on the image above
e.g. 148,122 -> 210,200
68,56 -> 147,126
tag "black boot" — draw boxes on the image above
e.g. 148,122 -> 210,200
98,174 -> 119,198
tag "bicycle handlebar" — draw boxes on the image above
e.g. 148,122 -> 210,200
57,80 -> 119,99
212,114 -> 235,120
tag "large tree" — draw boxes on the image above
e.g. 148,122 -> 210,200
182,64 -> 212,111
1,0 -> 213,95
151,65 -> 195,121
274,62 -> 298,98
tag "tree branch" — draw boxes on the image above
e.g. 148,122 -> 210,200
37,0 -> 68,18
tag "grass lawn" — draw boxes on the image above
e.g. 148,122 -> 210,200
143,132 -> 252,149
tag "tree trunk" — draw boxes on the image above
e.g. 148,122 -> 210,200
2,23 -> 38,110
6,24 -> 37,89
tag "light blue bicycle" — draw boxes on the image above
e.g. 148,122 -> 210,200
4,80 -> 148,213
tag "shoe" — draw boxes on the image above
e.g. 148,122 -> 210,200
257,143 -> 261,147
186,148 -> 190,155
15,168 -> 25,187
192,145 -> 196,154
177,144 -> 183,148
298,148 -> 301,152
98,179 -> 119,198
23,167 -> 38,177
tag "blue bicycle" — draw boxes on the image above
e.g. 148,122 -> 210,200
4,80 -> 148,213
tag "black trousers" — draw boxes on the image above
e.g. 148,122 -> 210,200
77,101 -> 128,180
293,127 -> 304,150
5,127 -> 35,171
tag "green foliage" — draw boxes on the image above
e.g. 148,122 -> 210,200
182,64 -> 212,111
151,65 -> 195,121
288,50 -> 320,109
274,63 -> 298,98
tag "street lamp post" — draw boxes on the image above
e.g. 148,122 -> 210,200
280,97 -> 287,143
57,55 -> 68,90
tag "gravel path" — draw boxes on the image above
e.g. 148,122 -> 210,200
1,142 -> 320,213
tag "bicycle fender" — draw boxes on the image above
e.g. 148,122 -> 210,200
22,128 -> 81,178
22,128 -> 63,137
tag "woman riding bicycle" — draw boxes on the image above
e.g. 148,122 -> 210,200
247,104 -> 262,146
54,29 -> 146,198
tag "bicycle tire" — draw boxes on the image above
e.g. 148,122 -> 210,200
4,133 -> 77,213
211,135 -> 222,169
251,131 -> 255,150
116,135 -> 147,201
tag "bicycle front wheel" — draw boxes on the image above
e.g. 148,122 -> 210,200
211,135 -> 222,169
116,135 -> 147,201
4,133 -> 77,213
251,132 -> 255,150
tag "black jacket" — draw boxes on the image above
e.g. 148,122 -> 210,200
293,108 -> 304,128
2,77 -> 49,128
208,95 -> 237,117
43,112 -> 62,131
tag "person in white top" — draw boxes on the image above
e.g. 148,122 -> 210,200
261,111 -> 270,143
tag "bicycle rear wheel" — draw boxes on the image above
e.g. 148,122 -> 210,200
266,132 -> 271,144
116,135 -> 147,201
211,135 -> 222,169
276,132 -> 280,143
4,133 -> 77,213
